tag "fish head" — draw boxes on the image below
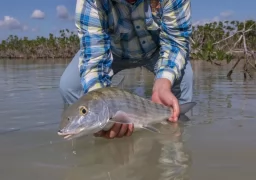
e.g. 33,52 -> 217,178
58,92 -> 110,139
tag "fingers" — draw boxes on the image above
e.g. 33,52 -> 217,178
172,98 -> 180,122
125,124 -> 134,137
117,124 -> 129,138
112,123 -> 134,138
95,123 -> 134,139
107,123 -> 122,138
168,97 -> 180,122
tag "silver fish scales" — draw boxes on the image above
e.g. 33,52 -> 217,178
58,87 -> 196,140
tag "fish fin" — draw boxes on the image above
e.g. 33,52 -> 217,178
102,121 -> 115,131
178,114 -> 191,122
142,125 -> 160,133
180,102 -> 197,114
112,75 -> 125,89
109,111 -> 133,124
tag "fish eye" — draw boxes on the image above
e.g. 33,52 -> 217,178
79,106 -> 88,115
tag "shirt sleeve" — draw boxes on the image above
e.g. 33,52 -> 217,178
75,0 -> 113,93
155,0 -> 192,85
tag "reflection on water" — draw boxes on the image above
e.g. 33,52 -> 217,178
0,59 -> 255,180
62,123 -> 190,180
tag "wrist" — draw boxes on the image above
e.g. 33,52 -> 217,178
155,70 -> 175,89
153,78 -> 172,93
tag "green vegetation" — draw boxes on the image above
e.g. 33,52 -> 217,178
191,20 -> 255,62
191,20 -> 256,78
0,29 -> 79,59
0,20 -> 255,78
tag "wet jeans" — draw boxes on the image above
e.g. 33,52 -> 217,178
59,50 -> 193,105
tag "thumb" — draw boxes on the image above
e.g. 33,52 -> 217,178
169,98 -> 180,122
152,92 -> 162,104
172,99 -> 180,121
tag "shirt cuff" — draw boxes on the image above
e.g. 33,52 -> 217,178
86,82 -> 105,92
81,78 -> 110,93
155,69 -> 175,86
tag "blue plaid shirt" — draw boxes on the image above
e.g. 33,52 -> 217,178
76,0 -> 192,93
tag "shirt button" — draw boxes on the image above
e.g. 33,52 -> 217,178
136,25 -> 140,29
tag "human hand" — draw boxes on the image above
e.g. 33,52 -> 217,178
152,78 -> 180,122
94,123 -> 134,139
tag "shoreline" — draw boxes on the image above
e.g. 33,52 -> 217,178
0,20 -> 255,63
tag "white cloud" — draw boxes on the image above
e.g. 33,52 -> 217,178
31,27 -> 39,32
193,18 -> 216,26
212,16 -> 220,22
0,16 -> 28,31
23,25 -> 29,31
31,9 -> 45,19
193,10 -> 235,26
56,5 -> 69,19
220,10 -> 234,18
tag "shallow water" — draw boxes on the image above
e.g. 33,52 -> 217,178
0,59 -> 255,180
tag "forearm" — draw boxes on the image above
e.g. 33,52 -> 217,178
155,0 -> 192,86
76,0 -> 113,93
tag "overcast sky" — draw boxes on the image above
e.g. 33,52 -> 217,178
0,0 -> 255,40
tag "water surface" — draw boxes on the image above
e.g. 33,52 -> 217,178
0,59 -> 255,180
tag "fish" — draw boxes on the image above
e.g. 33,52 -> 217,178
57,84 -> 196,140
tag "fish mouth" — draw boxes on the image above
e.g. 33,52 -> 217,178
58,128 -> 85,140
57,131 -> 75,139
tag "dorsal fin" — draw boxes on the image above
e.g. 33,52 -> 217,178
112,75 -> 125,89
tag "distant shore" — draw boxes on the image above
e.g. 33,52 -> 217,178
0,20 -> 255,63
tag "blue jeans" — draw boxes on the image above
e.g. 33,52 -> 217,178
59,50 -> 193,105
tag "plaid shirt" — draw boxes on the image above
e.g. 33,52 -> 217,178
76,0 -> 192,93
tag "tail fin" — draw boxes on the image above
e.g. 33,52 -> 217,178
179,114 -> 191,122
180,102 -> 197,114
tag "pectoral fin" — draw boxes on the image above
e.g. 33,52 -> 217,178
142,125 -> 160,133
109,111 -> 133,124
109,111 -> 161,134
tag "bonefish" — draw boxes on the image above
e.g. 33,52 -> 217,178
58,86 -> 196,140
